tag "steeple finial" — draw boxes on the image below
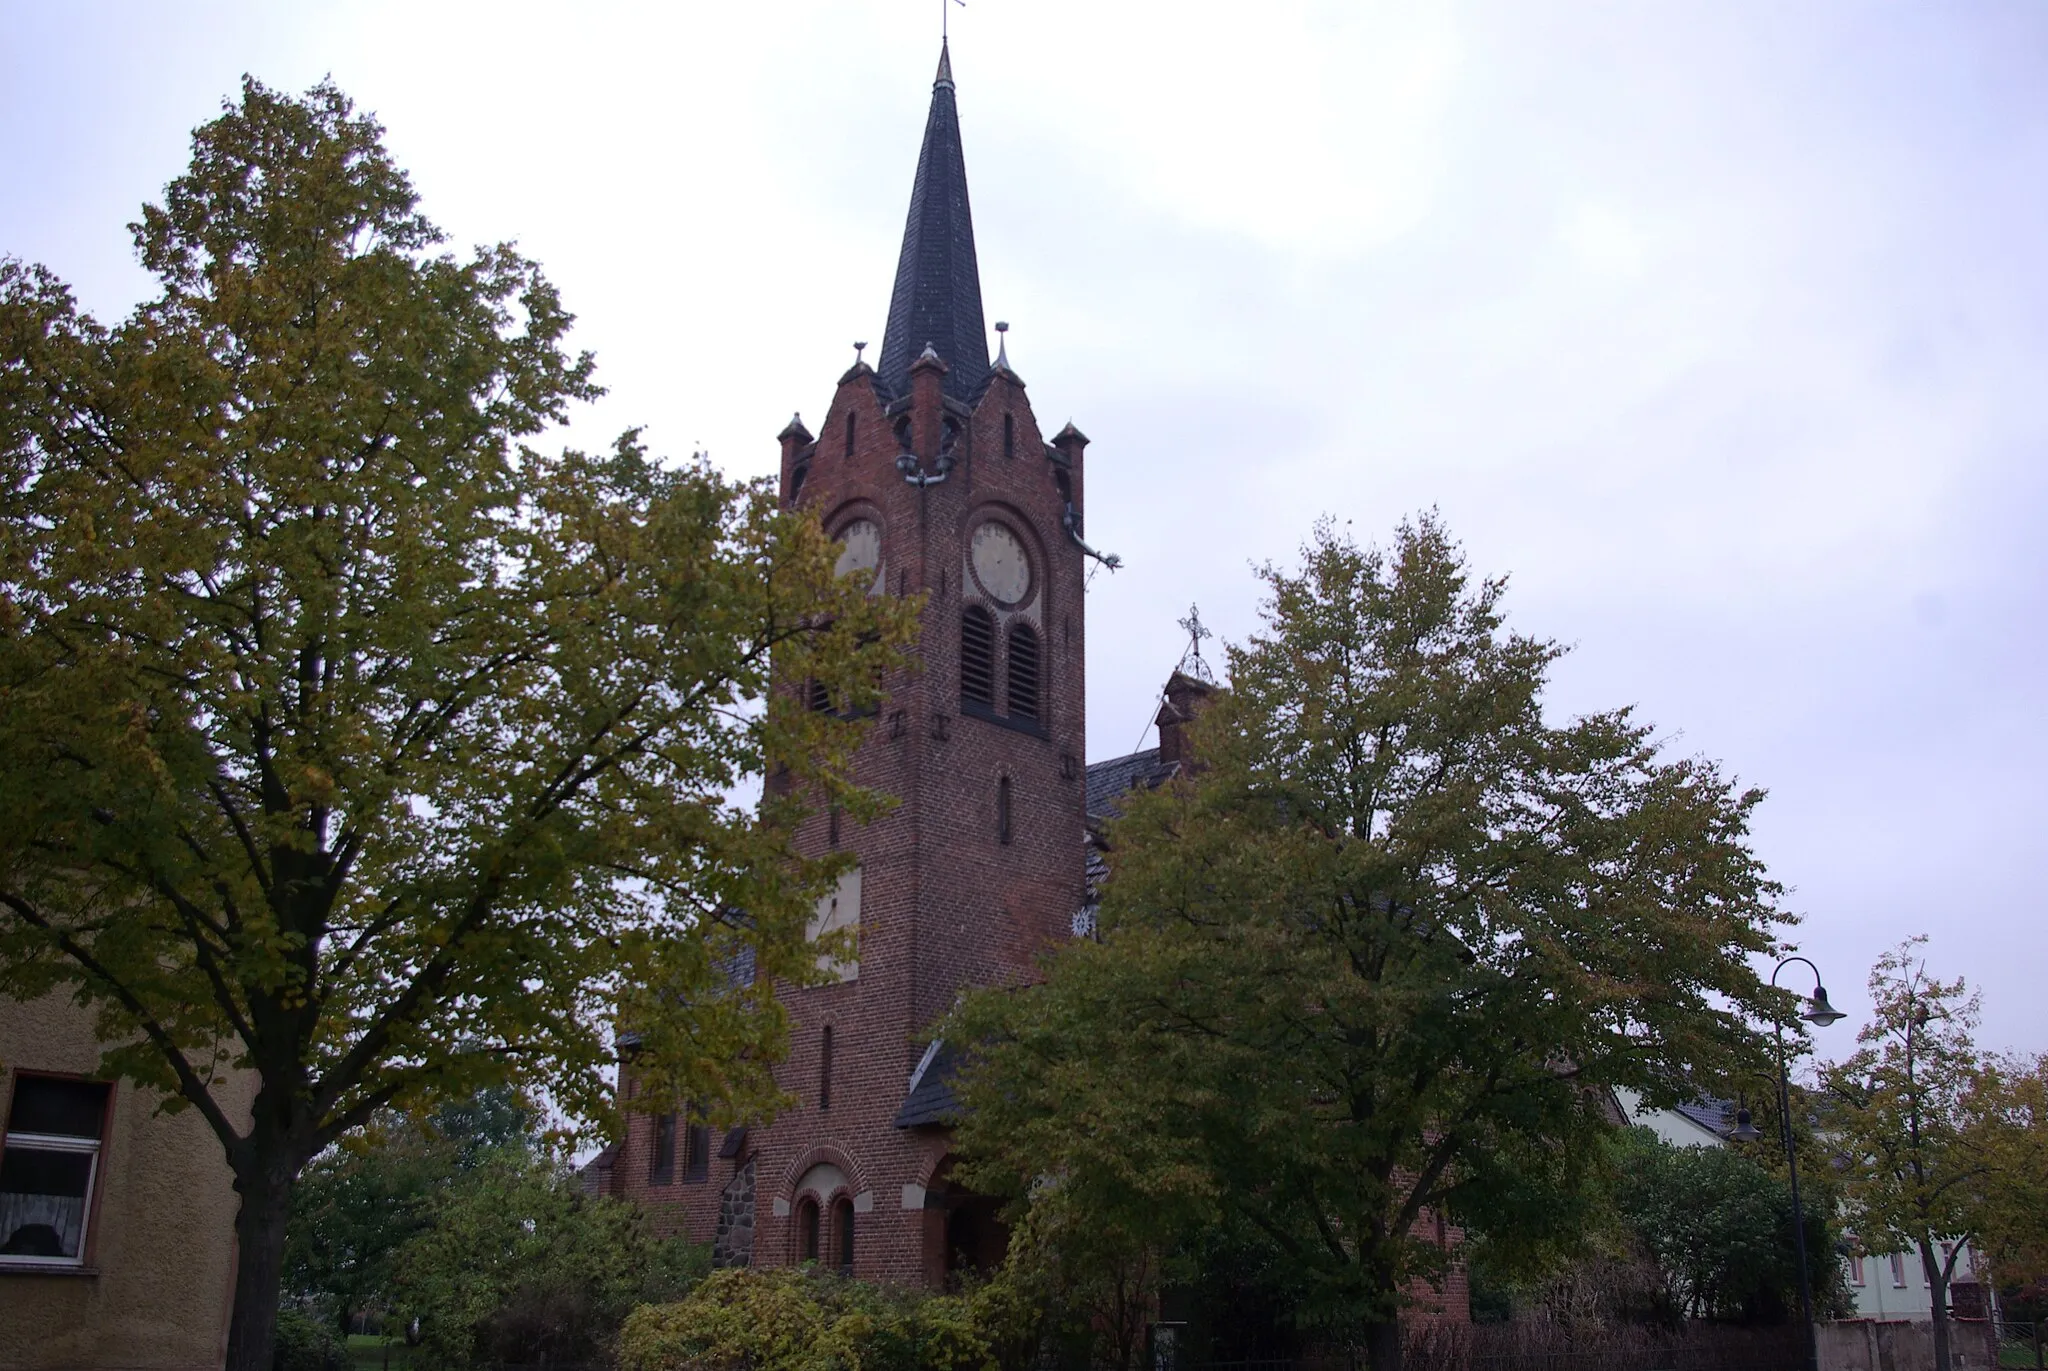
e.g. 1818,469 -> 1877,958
1175,605 -> 1216,684
877,39 -> 989,404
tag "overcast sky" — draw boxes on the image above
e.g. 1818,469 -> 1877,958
5,1 -> 2043,1060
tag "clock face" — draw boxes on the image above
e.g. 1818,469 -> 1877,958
970,521 -> 1032,606
834,519 -> 881,580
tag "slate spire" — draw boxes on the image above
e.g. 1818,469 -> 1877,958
877,39 -> 989,403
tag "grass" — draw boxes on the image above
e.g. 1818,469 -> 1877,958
344,1334 -> 420,1370
2000,1340 -> 2046,1369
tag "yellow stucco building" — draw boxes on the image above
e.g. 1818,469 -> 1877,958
0,992 -> 247,1371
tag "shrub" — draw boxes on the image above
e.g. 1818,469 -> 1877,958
394,1152 -> 709,1368
272,1307 -> 349,1371
619,1267 -> 993,1371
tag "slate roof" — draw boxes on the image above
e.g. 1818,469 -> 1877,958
894,1039 -> 966,1129
876,41 -> 990,405
1674,1097 -> 1738,1138
1085,747 -> 1179,822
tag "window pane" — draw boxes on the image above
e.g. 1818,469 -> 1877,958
7,1078 -> 109,1139
0,1145 -> 92,1258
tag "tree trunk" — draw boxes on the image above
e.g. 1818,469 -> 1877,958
224,1160 -> 298,1371
1921,1241 -> 1952,1371
1363,1320 -> 1402,1371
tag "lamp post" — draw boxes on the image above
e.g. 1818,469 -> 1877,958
1761,955 -> 1847,1371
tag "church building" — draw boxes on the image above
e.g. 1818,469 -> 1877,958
608,40 -> 1130,1285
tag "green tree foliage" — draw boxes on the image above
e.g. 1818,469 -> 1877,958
284,1087 -> 532,1332
1820,940 -> 2015,1371
1972,1053 -> 2048,1300
393,1152 -> 706,1368
270,1308 -> 350,1371
618,1267 -> 993,1371
950,516 -> 1791,1371
0,79 -> 914,1371
1610,1127 -> 1846,1324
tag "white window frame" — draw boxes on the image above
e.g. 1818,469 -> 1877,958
0,1123 -> 104,1269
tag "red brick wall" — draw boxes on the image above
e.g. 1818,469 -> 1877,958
615,357 -> 1088,1285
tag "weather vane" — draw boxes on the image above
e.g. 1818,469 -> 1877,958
943,0 -> 963,42
1176,604 -> 1215,683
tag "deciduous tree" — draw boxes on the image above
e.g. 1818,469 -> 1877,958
1972,1053 -> 2048,1300
0,78 -> 913,1371
1822,941 -> 2013,1371
951,516 -> 1791,1371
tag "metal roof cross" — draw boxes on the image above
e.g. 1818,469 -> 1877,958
1176,604 -> 1216,684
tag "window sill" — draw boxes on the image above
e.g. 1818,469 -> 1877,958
960,700 -> 1047,739
0,1261 -> 98,1277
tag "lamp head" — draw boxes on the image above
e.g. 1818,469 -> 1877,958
1731,1107 -> 1764,1143
1803,985 -> 1847,1028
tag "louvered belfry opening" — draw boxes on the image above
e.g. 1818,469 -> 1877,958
1006,622 -> 1040,720
807,678 -> 832,713
961,605 -> 996,707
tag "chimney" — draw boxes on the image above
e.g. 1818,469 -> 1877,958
1154,670 -> 1215,770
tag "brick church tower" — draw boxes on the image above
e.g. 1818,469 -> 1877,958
609,41 -> 1097,1285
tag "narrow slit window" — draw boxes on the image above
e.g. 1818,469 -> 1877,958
0,1076 -> 110,1266
799,1198 -> 821,1263
960,606 -> 996,707
833,1196 -> 855,1272
996,776 -> 1012,845
684,1113 -> 710,1183
1006,623 -> 1041,721
844,411 -> 857,458
819,1025 -> 834,1111
650,1112 -> 677,1185
1003,412 -> 1015,459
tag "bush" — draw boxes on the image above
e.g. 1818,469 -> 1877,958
273,1307 -> 350,1371
619,1267 -> 993,1371
393,1152 -> 709,1368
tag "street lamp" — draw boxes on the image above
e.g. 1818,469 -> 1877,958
1766,955 -> 1846,1371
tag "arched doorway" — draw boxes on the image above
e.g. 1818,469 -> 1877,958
922,1158 -> 1008,1287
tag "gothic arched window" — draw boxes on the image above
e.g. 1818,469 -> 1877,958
1006,622 -> 1041,721
960,606 -> 996,708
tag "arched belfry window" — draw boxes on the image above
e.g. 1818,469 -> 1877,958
960,606 -> 996,708
1006,622 -> 1041,722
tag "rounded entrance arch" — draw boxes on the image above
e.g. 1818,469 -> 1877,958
920,1157 -> 1008,1288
